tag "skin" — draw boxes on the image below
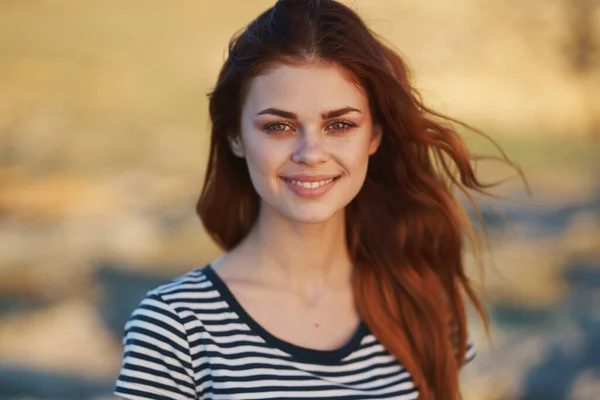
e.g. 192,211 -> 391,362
211,62 -> 381,350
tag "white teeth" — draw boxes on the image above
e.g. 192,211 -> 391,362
287,178 -> 334,188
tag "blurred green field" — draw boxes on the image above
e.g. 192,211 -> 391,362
1,0 -> 597,175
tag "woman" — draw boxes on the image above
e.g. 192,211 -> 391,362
115,0 -> 519,399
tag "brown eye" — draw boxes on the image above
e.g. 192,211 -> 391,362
327,120 -> 355,133
264,122 -> 294,134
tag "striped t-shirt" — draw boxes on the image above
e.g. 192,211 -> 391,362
115,264 -> 476,399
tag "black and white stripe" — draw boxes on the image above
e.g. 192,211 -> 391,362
115,265 -> 476,399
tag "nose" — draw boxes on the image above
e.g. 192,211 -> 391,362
291,130 -> 329,166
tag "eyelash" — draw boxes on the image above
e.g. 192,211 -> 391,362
263,119 -> 356,135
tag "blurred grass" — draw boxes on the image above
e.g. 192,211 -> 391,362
1,0 -> 597,176
464,128 -> 598,168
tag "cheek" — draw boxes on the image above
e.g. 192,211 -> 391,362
335,136 -> 373,171
346,155 -> 370,184
243,139 -> 288,180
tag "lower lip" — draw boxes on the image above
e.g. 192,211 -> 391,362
280,177 -> 339,198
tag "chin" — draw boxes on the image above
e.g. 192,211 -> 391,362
283,206 -> 343,225
291,215 -> 332,225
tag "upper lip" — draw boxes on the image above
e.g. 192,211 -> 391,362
280,174 -> 341,182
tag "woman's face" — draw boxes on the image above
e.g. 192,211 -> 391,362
232,62 -> 381,224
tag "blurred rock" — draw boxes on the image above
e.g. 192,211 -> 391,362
0,296 -> 47,318
491,303 -> 556,328
521,323 -> 600,400
568,369 -> 600,400
94,262 -> 176,339
473,236 -> 566,306
462,256 -> 600,400
461,331 -> 548,400
0,363 -> 112,400
467,183 -> 600,238
0,299 -> 121,379
0,166 -> 214,306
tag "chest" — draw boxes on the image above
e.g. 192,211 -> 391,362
199,332 -> 418,400
225,280 -> 361,351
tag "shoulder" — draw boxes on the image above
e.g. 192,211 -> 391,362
139,266 -> 218,312
123,266 -> 215,340
115,267 -> 212,399
147,265 -> 212,299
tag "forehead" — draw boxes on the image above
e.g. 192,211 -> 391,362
242,63 -> 369,115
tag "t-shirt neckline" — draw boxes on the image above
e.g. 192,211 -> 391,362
201,263 -> 369,365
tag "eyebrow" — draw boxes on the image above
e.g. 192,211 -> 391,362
255,106 -> 362,120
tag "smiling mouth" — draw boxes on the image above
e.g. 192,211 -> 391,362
280,176 -> 341,189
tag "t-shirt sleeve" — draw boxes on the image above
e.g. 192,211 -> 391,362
449,320 -> 476,366
464,336 -> 476,364
114,292 -> 197,400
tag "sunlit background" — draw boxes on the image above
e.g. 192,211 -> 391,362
0,1 -> 599,399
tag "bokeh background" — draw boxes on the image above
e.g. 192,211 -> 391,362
0,1 -> 599,399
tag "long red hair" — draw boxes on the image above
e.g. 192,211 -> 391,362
197,0 -> 523,398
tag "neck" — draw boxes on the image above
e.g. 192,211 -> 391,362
236,203 -> 354,302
